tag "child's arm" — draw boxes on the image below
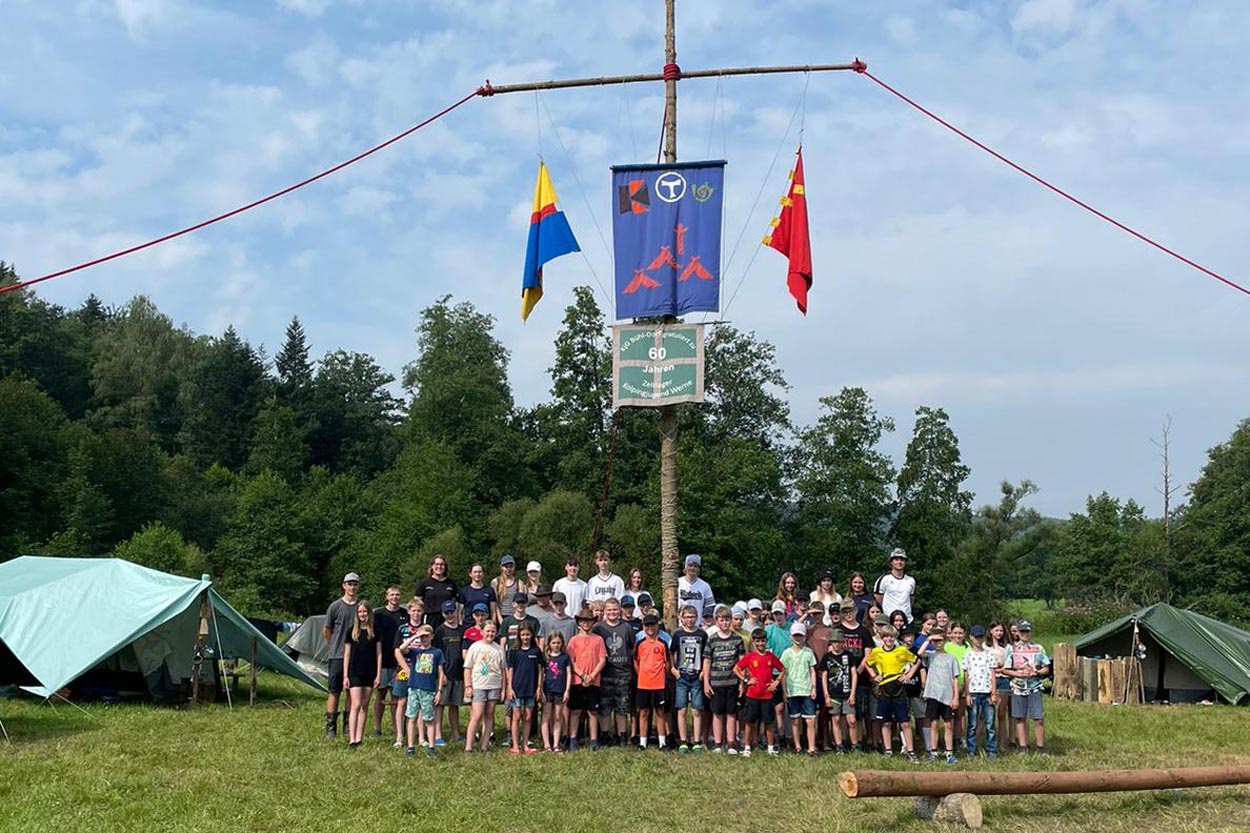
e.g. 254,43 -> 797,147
770,663 -> 785,692
462,648 -> 473,698
341,641 -> 352,689
702,657 -> 712,697
395,643 -> 410,675
373,640 -> 382,687
808,661 -> 817,698
562,660 -> 571,703
505,659 -> 515,701
435,662 -> 446,705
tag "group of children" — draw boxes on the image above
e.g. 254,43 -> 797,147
328,549 -> 1052,761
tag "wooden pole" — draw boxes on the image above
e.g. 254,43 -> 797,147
190,588 -> 209,703
657,0 -> 680,629
479,62 -> 862,96
839,766 -> 1250,799
249,635 -> 258,707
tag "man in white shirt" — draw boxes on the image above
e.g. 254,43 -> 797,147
678,554 -> 715,616
874,547 -> 916,622
586,549 -> 625,604
552,556 -> 589,616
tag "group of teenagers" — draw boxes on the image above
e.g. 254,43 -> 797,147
321,547 -> 1052,761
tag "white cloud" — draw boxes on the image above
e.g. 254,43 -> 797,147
277,0 -> 332,17
1010,0 -> 1082,35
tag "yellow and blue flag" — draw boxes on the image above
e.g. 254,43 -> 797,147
521,162 -> 580,321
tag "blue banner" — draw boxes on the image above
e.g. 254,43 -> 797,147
612,160 -> 725,320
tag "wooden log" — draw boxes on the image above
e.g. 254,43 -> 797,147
1080,657 -> 1098,702
1097,659 -> 1114,704
838,765 -> 1250,798
913,794 -> 982,829
249,635 -> 258,707
1051,643 -> 1076,700
1109,658 -> 1126,704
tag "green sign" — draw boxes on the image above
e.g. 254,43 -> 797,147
612,323 -> 705,408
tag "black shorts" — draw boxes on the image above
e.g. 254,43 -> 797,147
636,688 -> 667,710
924,699 -> 954,721
598,675 -> 632,716
569,685 -> 600,712
328,658 -> 345,694
709,686 -> 739,715
347,674 -> 373,688
742,696 -> 771,725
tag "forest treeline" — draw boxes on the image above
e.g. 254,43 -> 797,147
3,262 -> 1247,624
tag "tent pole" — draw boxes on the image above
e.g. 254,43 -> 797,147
249,636 -> 258,707
191,588 -> 209,704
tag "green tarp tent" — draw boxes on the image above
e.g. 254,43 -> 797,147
0,556 -> 323,699
1075,603 -> 1250,705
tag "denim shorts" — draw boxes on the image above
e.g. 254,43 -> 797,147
510,696 -> 537,709
675,676 -> 705,711
471,687 -> 502,704
787,695 -> 817,719
1011,690 -> 1044,720
390,677 -> 409,699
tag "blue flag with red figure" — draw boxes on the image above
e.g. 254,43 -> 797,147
611,161 -> 725,320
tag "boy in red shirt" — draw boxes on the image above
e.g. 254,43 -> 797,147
634,613 -> 670,750
734,628 -> 785,757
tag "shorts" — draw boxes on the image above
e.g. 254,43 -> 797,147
787,695 -> 817,719
997,676 -> 1011,692
675,677 -> 705,711
635,688 -> 667,710
569,685 -> 600,712
510,696 -> 536,709
855,686 -> 872,717
875,695 -> 909,723
328,658 -> 345,694
742,696 -> 772,724
772,684 -> 785,704
347,674 -> 374,688
910,697 -> 927,719
440,679 -> 464,707
829,698 -> 856,716
391,677 -> 409,699
543,691 -> 566,705
1011,691 -> 1044,720
924,698 -> 954,721
376,667 -> 398,690
598,676 -> 632,716
471,687 -> 502,704
709,686 -> 739,715
405,688 -> 436,721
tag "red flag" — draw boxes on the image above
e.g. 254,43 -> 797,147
763,147 -> 812,314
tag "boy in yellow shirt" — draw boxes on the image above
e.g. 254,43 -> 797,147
862,624 -> 920,761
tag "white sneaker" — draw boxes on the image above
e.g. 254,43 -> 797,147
392,740 -> 402,749
741,746 -> 752,758
727,746 -> 739,756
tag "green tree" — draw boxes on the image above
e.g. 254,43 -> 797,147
246,401 -> 308,481
178,326 -> 268,470
115,521 -> 205,576
793,387 -> 896,575
297,467 -> 369,605
487,498 -> 535,560
517,490 -> 594,565
891,406 -> 973,574
1055,493 -> 1167,605
0,374 -> 70,556
0,264 -> 93,418
308,350 -> 401,477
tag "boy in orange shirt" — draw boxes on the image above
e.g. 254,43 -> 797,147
634,613 -> 670,750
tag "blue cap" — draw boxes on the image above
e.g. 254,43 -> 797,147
621,594 -> 636,606
500,554 -> 515,566
513,593 -> 529,605
472,602 -> 488,613
969,625 -> 986,637
637,592 -> 653,604
441,600 -> 457,613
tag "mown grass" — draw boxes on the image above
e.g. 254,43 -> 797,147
3,672 -> 1250,833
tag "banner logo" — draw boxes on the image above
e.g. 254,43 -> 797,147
655,171 -> 687,203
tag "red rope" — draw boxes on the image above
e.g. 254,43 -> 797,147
1,89 -> 481,295
858,68 -> 1250,299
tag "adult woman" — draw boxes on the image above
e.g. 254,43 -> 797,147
491,556 -> 520,623
414,555 -> 457,627
774,572 -> 800,619
811,569 -> 842,625
624,568 -> 646,598
987,621 -> 1011,747
458,563 -> 498,623
341,601 -> 381,747
849,572 -> 874,620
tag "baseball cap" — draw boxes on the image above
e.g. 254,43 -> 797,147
889,547 -> 908,561
970,625 -> 986,638
684,554 -> 701,567
771,600 -> 787,614
342,572 -> 360,583
500,554 -> 515,566
621,594 -> 636,607
872,613 -> 889,626
731,603 -> 748,618
829,628 -> 845,641
535,584 -> 552,597
1017,620 -> 1034,632
808,599 -> 825,612
471,603 -> 488,614
819,568 -> 835,580
703,602 -> 718,618
790,622 -> 807,637
513,592 -> 529,605
526,560 -> 542,573
575,609 -> 596,622
747,598 -> 763,611
840,600 -> 857,611
551,591 -> 567,604
637,592 -> 653,605
642,613 -> 659,626
441,600 -> 457,613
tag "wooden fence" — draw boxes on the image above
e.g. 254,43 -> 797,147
1050,642 -> 1143,704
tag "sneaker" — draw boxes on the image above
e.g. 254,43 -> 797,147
987,752 -> 998,759
405,747 -> 415,757
945,753 -> 958,764
927,750 -> 939,763
434,738 -> 447,747
712,745 -> 724,754
727,745 -> 739,756
568,738 -> 579,752
392,740 -> 403,749
1035,748 -> 1049,757
691,744 -> 704,754
806,750 -> 818,758
426,747 -> 437,759
677,743 -> 689,753
883,750 -> 894,757
768,746 -> 780,756
741,747 -> 752,758
835,748 -> 845,756
904,751 -> 919,763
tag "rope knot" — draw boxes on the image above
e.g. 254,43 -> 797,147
851,58 -> 867,74
477,79 -> 495,97
662,63 -> 681,82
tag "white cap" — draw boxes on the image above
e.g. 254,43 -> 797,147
747,598 -> 763,611
526,561 -> 542,573
731,603 -> 748,618
343,572 -> 360,583
771,600 -> 787,614
790,622 -> 807,636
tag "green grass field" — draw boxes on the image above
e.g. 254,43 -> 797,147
4,673 -> 1250,833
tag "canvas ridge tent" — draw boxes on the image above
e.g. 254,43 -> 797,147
282,614 -> 330,681
1075,603 -> 1250,705
0,556 -> 323,700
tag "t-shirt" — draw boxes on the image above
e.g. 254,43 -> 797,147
851,591 -> 874,620
464,639 -> 505,690
507,644 -> 543,698
457,584 -> 496,614
373,606 -> 407,669
1003,642 -> 1050,695
635,638 -> 669,691
394,621 -> 418,675
567,631 -> 607,687
544,614 -> 578,646
499,613 -> 540,651
413,577 -> 457,626
461,624 -> 484,648
324,598 -> 357,659
543,652 -> 571,696
672,627 -> 708,681
866,643 -> 916,694
781,645 -> 818,698
433,621 -> 465,678
944,641 -> 969,683
551,577 -> 588,615
593,620 -> 635,679
586,573 -> 626,604
678,575 -> 715,614
804,621 -> 831,664
735,650 -> 783,700
819,650 -> 854,700
765,622 -> 791,659
707,632 -> 746,689
405,646 -> 445,692
531,605 -> 555,637
922,650 -> 960,704
873,573 -> 916,621
962,648 -> 996,694
345,630 -> 379,679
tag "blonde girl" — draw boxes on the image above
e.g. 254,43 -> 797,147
341,601 -> 381,747
463,621 -> 505,752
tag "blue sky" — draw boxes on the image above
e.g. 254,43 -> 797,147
3,0 -> 1248,517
